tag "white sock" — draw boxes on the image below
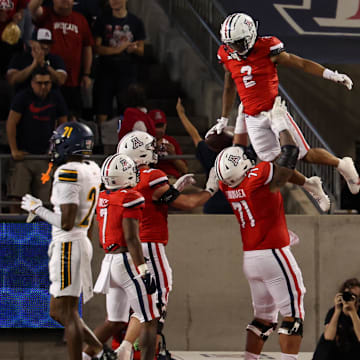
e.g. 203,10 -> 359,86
82,352 -> 92,360
244,351 -> 260,360
119,340 -> 132,352
281,353 -> 298,360
94,349 -> 104,359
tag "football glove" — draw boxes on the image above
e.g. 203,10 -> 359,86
205,167 -> 219,196
205,117 -> 229,138
21,194 -> 42,213
142,271 -> 157,295
173,173 -> 196,192
323,69 -> 353,90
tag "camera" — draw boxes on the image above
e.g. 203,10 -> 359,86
342,291 -> 355,302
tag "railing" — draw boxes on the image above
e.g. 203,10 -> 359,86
157,0 -> 341,210
0,153 -> 196,209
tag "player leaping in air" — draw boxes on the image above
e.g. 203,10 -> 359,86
208,12 -> 359,212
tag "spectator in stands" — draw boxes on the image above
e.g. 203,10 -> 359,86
6,67 -> 68,213
149,108 -> 187,183
92,0 -> 145,124
313,278 -> 360,360
0,0 -> 26,77
117,83 -> 155,141
7,28 -> 67,93
176,98 -> 232,214
28,0 -> 94,117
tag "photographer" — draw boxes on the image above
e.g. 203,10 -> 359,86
313,278 -> 360,360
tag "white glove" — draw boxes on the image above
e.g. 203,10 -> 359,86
323,68 -> 353,90
269,96 -> 289,136
234,103 -> 246,134
205,117 -> 229,139
21,194 -> 43,214
173,173 -> 196,192
288,229 -> 300,246
205,167 -> 219,196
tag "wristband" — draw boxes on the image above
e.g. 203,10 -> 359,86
138,263 -> 148,276
322,68 -> 334,80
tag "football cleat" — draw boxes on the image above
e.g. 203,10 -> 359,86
303,176 -> 330,212
337,157 -> 360,195
99,344 -> 118,360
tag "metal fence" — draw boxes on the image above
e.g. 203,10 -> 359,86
157,0 -> 341,209
0,153 -> 196,209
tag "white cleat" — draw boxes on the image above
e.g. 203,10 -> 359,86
337,157 -> 360,195
303,176 -> 331,212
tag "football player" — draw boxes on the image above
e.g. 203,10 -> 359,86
214,100 -> 305,360
83,153 -> 160,360
84,130 -> 218,360
21,122 -> 116,360
209,12 -> 359,212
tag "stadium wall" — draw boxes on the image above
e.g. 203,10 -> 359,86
82,214 -> 360,353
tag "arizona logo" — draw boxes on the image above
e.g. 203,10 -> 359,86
228,154 -> 241,166
131,137 -> 144,149
119,158 -> 131,171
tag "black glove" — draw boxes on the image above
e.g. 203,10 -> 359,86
142,271 -> 157,294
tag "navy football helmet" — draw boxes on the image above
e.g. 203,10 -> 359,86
49,122 -> 94,165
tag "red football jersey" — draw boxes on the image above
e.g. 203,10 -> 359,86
134,168 -> 169,245
96,188 -> 145,252
35,7 -> 94,87
217,36 -> 285,116
219,162 -> 290,251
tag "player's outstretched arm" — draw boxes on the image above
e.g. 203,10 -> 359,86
176,98 -> 202,146
21,193 -> 79,230
152,169 -> 218,210
274,52 -> 353,90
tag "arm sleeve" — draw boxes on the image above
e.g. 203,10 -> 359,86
148,169 -> 169,189
268,36 -> 285,57
134,17 -> 146,41
81,15 -> 94,46
122,191 -> 145,219
51,54 -> 67,73
54,166 -> 81,205
53,182 -> 81,205
10,91 -> 26,113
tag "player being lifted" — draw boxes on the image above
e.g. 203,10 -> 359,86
21,122 -> 117,360
214,99 -> 306,360
209,12 -> 359,211
83,130 -> 218,360
83,153 -> 160,360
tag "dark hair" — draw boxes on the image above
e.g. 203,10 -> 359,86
124,83 -> 147,108
339,278 -> 360,292
31,66 -> 51,79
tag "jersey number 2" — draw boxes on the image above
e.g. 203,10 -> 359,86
232,200 -> 255,228
241,65 -> 256,88
79,187 -> 97,227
